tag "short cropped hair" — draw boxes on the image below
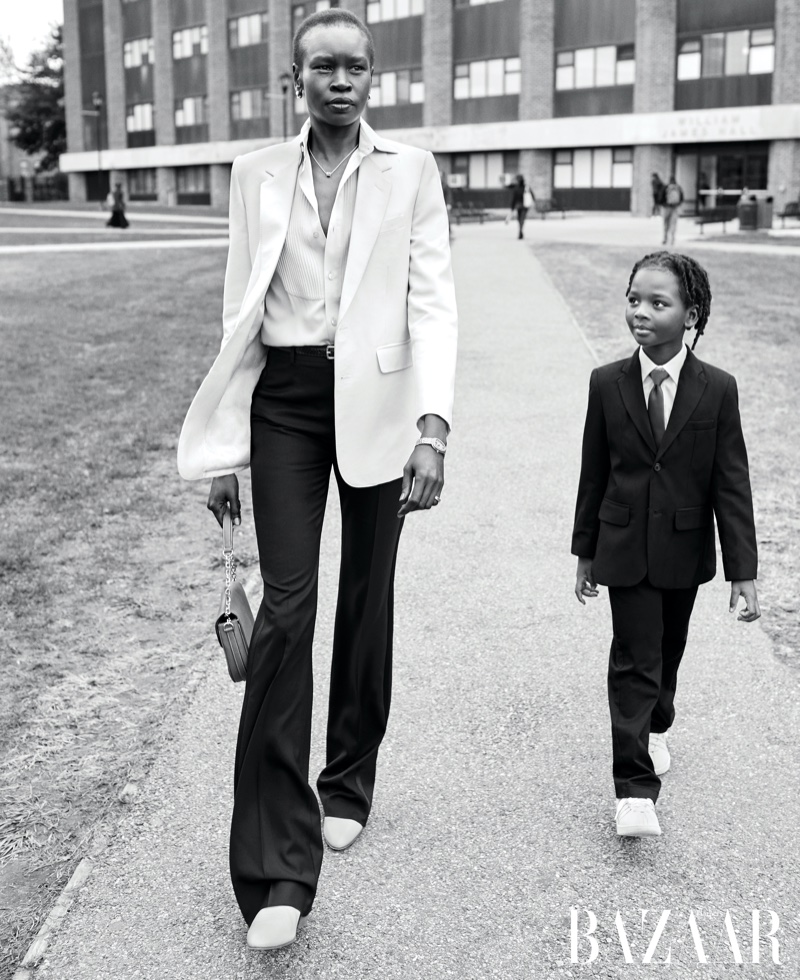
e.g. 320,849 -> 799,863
292,9 -> 375,69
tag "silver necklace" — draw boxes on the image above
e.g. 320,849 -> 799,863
308,142 -> 358,178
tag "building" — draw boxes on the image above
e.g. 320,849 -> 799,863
59,0 -> 800,214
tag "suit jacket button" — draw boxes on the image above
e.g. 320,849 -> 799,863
654,462 -> 662,472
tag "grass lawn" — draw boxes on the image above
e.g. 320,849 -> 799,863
532,242 -> 800,665
0,245 -> 259,974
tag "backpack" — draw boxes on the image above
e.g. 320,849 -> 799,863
665,183 -> 682,207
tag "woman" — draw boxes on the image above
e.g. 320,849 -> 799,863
177,9 -> 457,951
509,174 -> 533,239
106,182 -> 129,228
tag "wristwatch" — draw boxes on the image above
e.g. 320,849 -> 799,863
415,437 -> 447,455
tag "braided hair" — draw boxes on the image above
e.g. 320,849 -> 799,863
626,251 -> 712,350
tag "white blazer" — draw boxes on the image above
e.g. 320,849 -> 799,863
177,118 -> 458,488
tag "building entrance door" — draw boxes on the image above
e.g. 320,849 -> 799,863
676,142 -> 769,211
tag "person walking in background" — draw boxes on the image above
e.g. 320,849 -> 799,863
572,251 -> 759,839
661,174 -> 683,246
650,172 -> 664,217
509,174 -> 534,239
105,182 -> 129,228
177,8 -> 457,953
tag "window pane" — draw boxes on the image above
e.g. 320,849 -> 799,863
397,69 -> 410,103
553,163 -> 572,189
554,150 -> 571,164
381,0 -> 393,19
410,0 -> 423,13
505,57 -> 520,73
470,60 -> 486,97
751,28 -> 774,46
410,79 -> 424,103
556,51 -> 573,67
612,162 -> 633,188
724,30 -> 749,76
613,147 -> 632,163
573,148 -> 592,187
574,48 -> 595,88
486,58 -> 504,96
555,65 -> 574,89
396,0 -> 410,16
382,71 -> 396,105
616,58 -> 635,84
468,153 -> 486,189
702,33 -> 724,76
485,152 -> 504,189
749,44 -> 774,74
593,147 -> 612,187
454,76 -> 469,99
595,46 -> 615,86
367,1 -> 380,22
677,51 -> 701,79
370,78 -> 382,106
505,63 -> 521,94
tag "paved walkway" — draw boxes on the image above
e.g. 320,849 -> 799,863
22,225 -> 800,979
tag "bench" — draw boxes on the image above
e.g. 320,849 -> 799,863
777,201 -> 800,228
451,202 -> 489,224
534,197 -> 566,219
694,206 -> 738,234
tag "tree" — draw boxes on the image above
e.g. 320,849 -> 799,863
8,25 -> 66,173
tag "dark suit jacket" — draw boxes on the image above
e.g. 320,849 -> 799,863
572,348 -> 758,589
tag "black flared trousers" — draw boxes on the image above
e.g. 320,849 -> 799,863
607,577 -> 698,802
230,348 -> 404,925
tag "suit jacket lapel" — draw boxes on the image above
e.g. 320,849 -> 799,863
618,350 -> 657,455
656,349 -> 707,460
339,151 -> 392,324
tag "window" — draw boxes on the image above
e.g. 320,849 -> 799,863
453,58 -> 520,99
126,102 -> 153,132
176,166 -> 210,193
293,0 -> 336,33
553,147 -> 633,189
175,96 -> 209,127
677,28 -> 775,79
231,88 -> 271,120
128,168 -> 157,196
123,37 -> 154,68
370,68 -> 424,106
453,0 -> 504,6
172,25 -> 208,60
555,45 -> 635,90
367,0 -> 422,21
228,13 -> 269,48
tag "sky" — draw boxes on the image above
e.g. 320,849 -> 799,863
1,0 -> 64,68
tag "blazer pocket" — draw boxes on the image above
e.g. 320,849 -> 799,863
376,341 -> 413,374
675,506 -> 712,530
685,419 -> 716,431
598,498 -> 630,527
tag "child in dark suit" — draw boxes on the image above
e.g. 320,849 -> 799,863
572,251 -> 760,838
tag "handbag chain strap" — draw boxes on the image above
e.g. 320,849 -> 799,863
222,511 -> 236,622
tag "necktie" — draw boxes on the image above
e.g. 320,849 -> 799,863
647,367 -> 670,447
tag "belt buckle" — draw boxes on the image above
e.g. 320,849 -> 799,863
326,345 -> 335,360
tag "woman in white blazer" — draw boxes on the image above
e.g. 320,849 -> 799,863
177,9 -> 457,951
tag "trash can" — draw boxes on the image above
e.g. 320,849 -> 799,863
756,194 -> 774,229
737,196 -> 758,231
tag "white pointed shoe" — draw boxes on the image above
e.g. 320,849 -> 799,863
246,906 -> 303,950
323,816 -> 363,851
649,731 -> 671,776
615,798 -> 662,837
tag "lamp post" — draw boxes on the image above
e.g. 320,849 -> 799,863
91,91 -> 104,204
279,72 -> 292,139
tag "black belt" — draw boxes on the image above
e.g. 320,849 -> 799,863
269,345 -> 334,360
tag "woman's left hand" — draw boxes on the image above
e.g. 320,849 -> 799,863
398,447 -> 444,517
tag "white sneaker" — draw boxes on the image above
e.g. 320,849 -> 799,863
246,906 -> 303,950
615,798 -> 662,837
649,731 -> 671,776
323,816 -> 363,851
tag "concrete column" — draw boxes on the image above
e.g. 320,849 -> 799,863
269,0 -> 293,138
207,0 -> 230,143
103,0 -> 127,149
153,0 -> 176,145
631,144 -> 672,217
773,0 -> 800,104
768,141 -> 800,211
68,173 -> 88,202
157,166 -> 176,206
422,0 -> 452,127
519,149 -> 552,202
211,163 -> 231,210
339,0 -> 367,18
63,0 -> 85,153
519,0 -> 554,121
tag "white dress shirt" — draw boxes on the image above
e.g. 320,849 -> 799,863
639,343 -> 687,428
261,122 -> 372,347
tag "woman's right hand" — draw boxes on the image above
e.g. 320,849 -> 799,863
207,474 -> 241,527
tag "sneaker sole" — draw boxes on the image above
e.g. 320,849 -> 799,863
617,823 -> 662,837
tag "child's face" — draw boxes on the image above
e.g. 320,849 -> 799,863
625,267 -> 698,363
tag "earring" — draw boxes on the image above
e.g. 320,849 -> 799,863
295,88 -> 303,98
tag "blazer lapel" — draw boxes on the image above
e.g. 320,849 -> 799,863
656,350 -> 707,460
338,151 -> 392,324
618,350 -> 657,455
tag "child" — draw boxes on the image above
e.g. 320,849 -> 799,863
571,251 -> 760,838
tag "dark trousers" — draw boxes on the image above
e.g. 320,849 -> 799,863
607,577 -> 698,802
230,348 -> 404,925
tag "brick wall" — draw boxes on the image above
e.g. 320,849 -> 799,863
519,0 -> 554,121
423,0 -> 452,127
631,144 -> 673,217
152,0 -> 175,147
268,0 -> 292,137
633,0 -> 676,114
207,0 -> 230,143
518,149 -> 553,202
768,142 -> 800,210
773,0 -> 800,103
103,0 -> 127,150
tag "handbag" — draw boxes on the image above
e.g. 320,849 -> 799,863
214,511 -> 254,682
522,188 -> 534,209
